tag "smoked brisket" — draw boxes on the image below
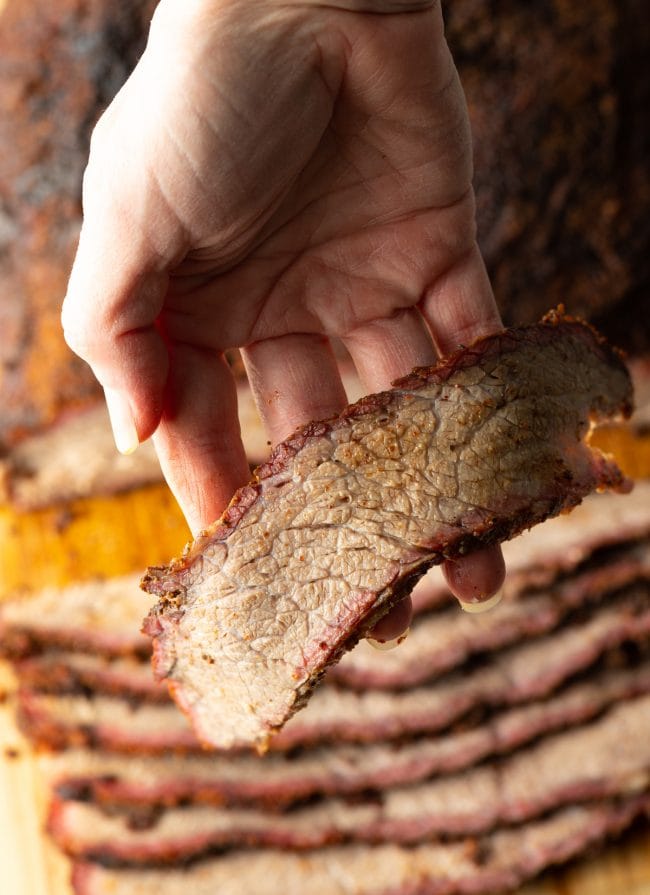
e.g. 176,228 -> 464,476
0,574 -> 151,659
46,694 -> 650,860
0,382 -> 270,510
142,315 -> 633,749
16,653 -> 168,703
3,486 -> 648,667
40,654 -> 650,812
15,547 -> 650,706
69,794 -> 650,894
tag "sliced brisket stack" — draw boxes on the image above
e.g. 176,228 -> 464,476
43,694 -> 650,863
68,795 -> 650,895
1,316 -> 647,892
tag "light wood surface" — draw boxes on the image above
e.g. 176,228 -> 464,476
1,428 -> 649,893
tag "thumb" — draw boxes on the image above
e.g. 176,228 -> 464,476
61,57 -> 185,454
62,218 -> 170,454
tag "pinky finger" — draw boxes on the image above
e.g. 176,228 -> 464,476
443,543 -> 506,613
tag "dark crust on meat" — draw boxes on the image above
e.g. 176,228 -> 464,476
141,312 -> 633,748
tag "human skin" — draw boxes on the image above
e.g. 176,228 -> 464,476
62,0 -> 505,639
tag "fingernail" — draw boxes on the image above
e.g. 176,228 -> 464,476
367,628 -> 410,651
458,590 -> 503,614
104,387 -> 139,455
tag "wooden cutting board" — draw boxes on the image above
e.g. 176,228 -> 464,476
1,428 -> 650,894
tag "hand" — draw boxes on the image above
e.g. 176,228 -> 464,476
62,0 -> 505,638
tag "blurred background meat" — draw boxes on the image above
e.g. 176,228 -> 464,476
0,0 -> 157,447
445,0 -> 650,348
0,0 -> 648,449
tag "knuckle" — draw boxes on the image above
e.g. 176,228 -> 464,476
61,300 -> 97,359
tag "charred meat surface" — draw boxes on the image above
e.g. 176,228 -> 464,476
142,314 -> 633,749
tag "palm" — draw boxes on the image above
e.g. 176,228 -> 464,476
147,5 -> 476,354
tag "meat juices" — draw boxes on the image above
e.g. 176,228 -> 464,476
142,313 -> 633,749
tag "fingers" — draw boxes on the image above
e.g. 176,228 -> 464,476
443,543 -> 506,611
419,244 -> 507,612
367,596 -> 413,645
62,224 -> 171,451
339,268 -> 505,623
65,213 -> 250,537
370,540 -> 506,648
153,345 -> 251,535
420,241 -> 503,356
342,307 -> 437,391
241,334 -> 349,444
61,58 -> 185,453
341,299 -> 505,632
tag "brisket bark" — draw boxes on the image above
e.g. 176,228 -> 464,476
20,586 -> 650,754
16,653 -> 168,703
142,315 -> 633,750
444,1 -> 650,354
40,653 -> 650,812
69,794 -> 650,895
47,694 -> 650,862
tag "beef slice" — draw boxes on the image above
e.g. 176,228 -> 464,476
142,312 -> 633,749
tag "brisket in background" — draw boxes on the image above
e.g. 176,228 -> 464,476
0,0 -> 157,447
444,0 -> 650,350
0,0 -> 649,448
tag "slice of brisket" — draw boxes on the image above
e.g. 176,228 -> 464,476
69,794 -> 650,895
332,543 -> 650,689
0,574 -> 151,659
20,587 -> 650,754
17,692 -> 198,754
47,694 -> 650,861
0,381 -> 270,510
40,653 -> 650,811
16,653 -> 167,702
142,314 -> 633,749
